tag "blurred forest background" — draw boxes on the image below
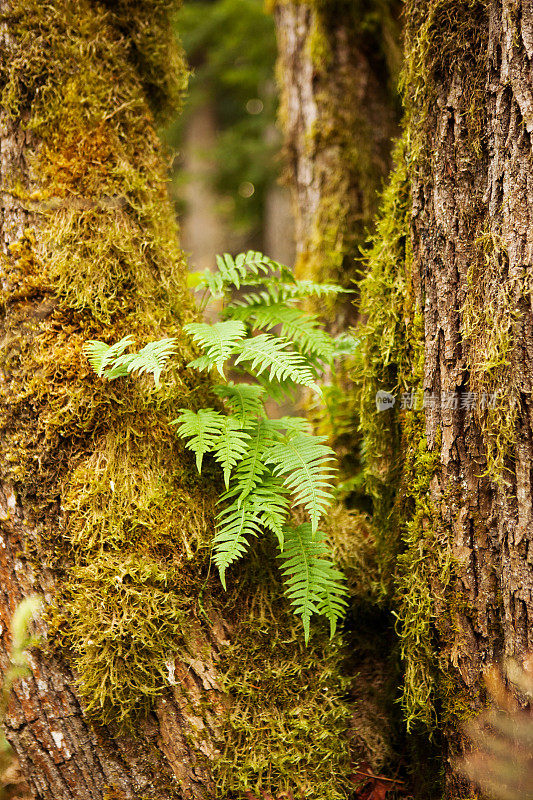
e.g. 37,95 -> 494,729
165,0 -> 295,271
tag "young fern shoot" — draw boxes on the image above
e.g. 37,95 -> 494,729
84,251 -> 356,641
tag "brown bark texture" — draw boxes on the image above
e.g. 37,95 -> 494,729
403,0 -> 533,794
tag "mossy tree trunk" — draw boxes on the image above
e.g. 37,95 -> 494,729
358,0 -> 533,796
0,3 -> 362,800
273,0 -> 401,326
0,2 -> 226,798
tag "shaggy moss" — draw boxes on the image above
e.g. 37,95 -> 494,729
401,0 -> 488,163
354,135 -> 471,737
0,0 -> 218,736
462,232 -> 523,481
354,134 -> 414,590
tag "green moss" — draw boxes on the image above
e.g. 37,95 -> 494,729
354,136 -> 475,737
0,0 -> 217,738
401,0 -> 488,163
354,134 -> 413,589
53,553 -> 193,726
462,231 -> 523,481
210,544 -> 354,800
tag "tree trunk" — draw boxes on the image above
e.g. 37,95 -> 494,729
273,0 -> 401,326
357,0 -> 533,795
0,3 -> 362,799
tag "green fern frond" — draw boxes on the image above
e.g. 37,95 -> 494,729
250,476 -> 290,548
279,279 -> 348,301
234,334 -> 318,389
231,278 -> 345,309
85,248 -> 350,641
331,333 -> 359,356
193,251 -> 275,298
213,382 -> 266,423
211,417 -> 252,488
185,320 -> 246,377
214,496 -> 263,588
83,336 -> 135,377
172,408 -> 225,472
189,268 -> 225,298
278,523 -> 348,642
230,418 -> 287,501
115,338 -> 177,387
265,434 -> 336,533
230,303 -> 335,361
268,416 -> 312,435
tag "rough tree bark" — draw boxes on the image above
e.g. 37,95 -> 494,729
0,2 -> 364,799
358,0 -> 533,796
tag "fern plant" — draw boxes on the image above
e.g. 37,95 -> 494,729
84,251 -> 356,641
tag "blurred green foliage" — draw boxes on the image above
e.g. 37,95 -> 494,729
165,0 -> 279,236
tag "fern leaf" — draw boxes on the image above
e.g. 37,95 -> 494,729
214,496 -> 263,588
213,382 -> 266,423
115,338 -> 177,387
265,433 -> 336,533
279,279 -> 349,302
193,251 -> 274,298
230,278 -> 345,309
184,320 -> 246,377
189,269 -> 225,298
331,333 -> 359,356
83,336 -> 135,377
231,419 -> 282,500
278,524 -> 348,642
234,334 -> 318,389
211,417 -> 252,489
230,303 -> 335,361
267,416 -> 312,435
249,476 -> 290,548
172,408 -> 225,472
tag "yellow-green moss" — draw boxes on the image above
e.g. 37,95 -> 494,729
462,231 -> 523,481
354,135 -> 471,736
401,0 -> 488,164
0,0 -> 217,735
354,134 -> 414,588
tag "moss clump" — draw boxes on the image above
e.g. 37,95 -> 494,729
0,0 -> 219,736
401,0 -> 488,163
462,232 -> 523,481
54,554 -> 193,726
210,543 -> 354,800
